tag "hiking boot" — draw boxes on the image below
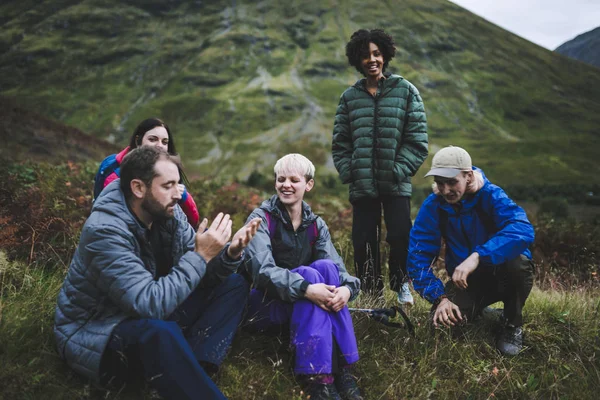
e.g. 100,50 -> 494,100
305,381 -> 342,400
334,368 -> 363,400
496,325 -> 524,356
397,282 -> 414,306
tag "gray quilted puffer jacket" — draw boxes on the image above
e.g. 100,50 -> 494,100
54,180 -> 241,382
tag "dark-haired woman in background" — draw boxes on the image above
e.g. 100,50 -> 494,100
332,29 -> 428,302
94,118 -> 200,229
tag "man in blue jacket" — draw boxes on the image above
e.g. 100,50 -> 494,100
54,146 -> 261,399
407,146 -> 535,355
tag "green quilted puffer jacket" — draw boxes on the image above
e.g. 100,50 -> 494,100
332,73 -> 428,203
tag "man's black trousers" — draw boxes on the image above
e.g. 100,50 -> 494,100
445,255 -> 535,327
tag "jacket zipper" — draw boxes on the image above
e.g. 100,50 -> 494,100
372,82 -> 380,195
458,214 -> 473,254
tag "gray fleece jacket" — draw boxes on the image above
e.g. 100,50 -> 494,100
244,195 -> 360,302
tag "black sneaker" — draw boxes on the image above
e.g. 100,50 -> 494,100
304,380 -> 342,400
496,325 -> 524,356
334,369 -> 363,400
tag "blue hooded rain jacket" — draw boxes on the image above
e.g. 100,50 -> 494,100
407,167 -> 534,303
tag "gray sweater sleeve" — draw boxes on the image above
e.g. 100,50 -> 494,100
243,209 -> 309,303
313,217 -> 361,301
85,225 -> 207,320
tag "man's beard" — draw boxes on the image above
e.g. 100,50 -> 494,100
141,192 -> 175,221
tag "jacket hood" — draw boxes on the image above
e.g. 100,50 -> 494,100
115,146 -> 131,164
91,179 -> 147,235
259,195 -> 318,230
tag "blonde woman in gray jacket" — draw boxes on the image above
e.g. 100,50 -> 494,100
244,154 -> 363,400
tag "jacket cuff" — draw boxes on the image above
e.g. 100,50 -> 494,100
219,245 -> 243,270
473,245 -> 492,265
184,250 -> 208,277
344,284 -> 358,302
299,280 -> 310,295
425,285 -> 446,304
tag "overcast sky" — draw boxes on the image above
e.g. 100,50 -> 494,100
449,0 -> 600,49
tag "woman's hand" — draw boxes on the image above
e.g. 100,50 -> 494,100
304,283 -> 336,311
227,217 -> 262,259
326,286 -> 351,312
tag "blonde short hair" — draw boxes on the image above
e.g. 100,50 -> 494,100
273,153 -> 315,181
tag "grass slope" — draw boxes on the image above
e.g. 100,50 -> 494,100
0,96 -> 119,163
1,0 -> 599,186
1,253 -> 599,399
0,158 -> 599,399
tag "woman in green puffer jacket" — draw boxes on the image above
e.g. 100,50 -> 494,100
332,29 -> 429,300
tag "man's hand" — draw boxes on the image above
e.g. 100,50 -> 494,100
326,286 -> 351,312
194,213 -> 232,263
227,217 -> 262,259
433,298 -> 463,328
452,252 -> 480,290
304,283 -> 336,311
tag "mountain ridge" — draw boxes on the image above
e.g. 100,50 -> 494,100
1,0 -> 599,187
0,96 -> 119,164
555,26 -> 600,68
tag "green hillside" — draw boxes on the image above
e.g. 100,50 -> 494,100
0,96 -> 119,163
1,0 -> 599,186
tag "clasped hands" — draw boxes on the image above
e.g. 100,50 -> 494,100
305,283 -> 350,313
194,212 -> 262,262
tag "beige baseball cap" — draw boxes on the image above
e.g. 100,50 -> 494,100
424,146 -> 472,178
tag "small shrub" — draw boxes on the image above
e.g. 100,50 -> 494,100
537,197 -> 569,219
245,170 -> 272,193
532,217 -> 600,288
0,160 -> 94,270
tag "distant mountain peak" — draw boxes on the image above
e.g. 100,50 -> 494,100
555,26 -> 600,68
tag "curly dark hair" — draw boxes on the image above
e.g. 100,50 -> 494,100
345,29 -> 396,76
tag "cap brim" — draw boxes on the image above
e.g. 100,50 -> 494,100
424,168 -> 462,178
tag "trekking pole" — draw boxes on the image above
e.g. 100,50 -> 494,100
349,306 -> 415,337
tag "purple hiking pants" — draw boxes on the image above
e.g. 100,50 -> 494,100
247,259 -> 359,375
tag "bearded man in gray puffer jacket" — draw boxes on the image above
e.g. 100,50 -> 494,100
54,146 -> 261,400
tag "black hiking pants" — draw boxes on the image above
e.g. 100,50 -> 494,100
444,255 -> 535,327
352,196 -> 412,295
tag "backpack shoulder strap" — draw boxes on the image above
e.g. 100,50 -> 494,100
266,210 -> 320,247
93,154 -> 119,200
264,211 -> 276,241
